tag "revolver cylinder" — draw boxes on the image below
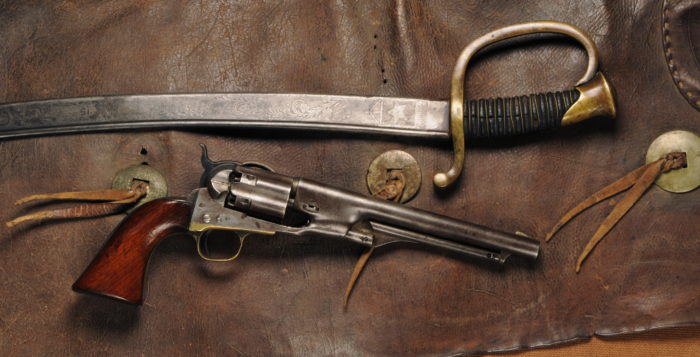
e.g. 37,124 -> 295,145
226,166 -> 295,222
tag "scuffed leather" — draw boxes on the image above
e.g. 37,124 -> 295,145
0,1 -> 698,355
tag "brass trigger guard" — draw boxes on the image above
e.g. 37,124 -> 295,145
433,21 -> 600,188
195,230 -> 251,262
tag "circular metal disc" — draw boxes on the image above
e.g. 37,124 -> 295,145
645,130 -> 700,193
112,164 -> 168,210
367,150 -> 421,203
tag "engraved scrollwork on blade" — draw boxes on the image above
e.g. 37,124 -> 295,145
284,98 -> 344,121
224,96 -> 267,118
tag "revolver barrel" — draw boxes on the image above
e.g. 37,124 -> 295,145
291,177 -> 540,263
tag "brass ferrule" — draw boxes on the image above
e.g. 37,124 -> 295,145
561,72 -> 616,126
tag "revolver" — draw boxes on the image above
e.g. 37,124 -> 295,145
73,146 -> 540,305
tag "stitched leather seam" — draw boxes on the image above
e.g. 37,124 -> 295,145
662,0 -> 700,111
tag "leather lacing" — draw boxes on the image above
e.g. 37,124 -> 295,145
546,152 -> 687,272
6,181 -> 148,228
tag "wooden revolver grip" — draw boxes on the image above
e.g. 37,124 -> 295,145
73,198 -> 192,305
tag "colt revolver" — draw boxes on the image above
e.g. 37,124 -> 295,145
73,147 -> 540,305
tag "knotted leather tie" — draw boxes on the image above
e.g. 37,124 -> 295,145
546,152 -> 687,272
6,180 -> 148,227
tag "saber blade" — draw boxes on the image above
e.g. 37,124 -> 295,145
0,93 -> 450,140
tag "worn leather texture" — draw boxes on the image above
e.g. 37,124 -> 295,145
1,1 -> 698,355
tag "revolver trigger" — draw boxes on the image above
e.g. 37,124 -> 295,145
195,230 -> 250,262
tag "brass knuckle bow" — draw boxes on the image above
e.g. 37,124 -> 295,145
434,21 -> 614,188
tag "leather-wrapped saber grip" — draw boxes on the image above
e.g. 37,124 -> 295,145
463,72 -> 615,138
464,88 -> 580,139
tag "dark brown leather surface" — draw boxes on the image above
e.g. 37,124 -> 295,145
1,1 -> 698,355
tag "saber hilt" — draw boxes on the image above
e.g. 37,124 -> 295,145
434,21 -> 617,188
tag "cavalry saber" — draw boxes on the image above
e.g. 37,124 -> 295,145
0,21 -> 616,188
0,93 -> 452,140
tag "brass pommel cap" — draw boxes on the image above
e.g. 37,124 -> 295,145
561,72 -> 616,126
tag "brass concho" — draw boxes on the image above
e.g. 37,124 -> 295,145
367,150 -> 421,203
645,130 -> 700,193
